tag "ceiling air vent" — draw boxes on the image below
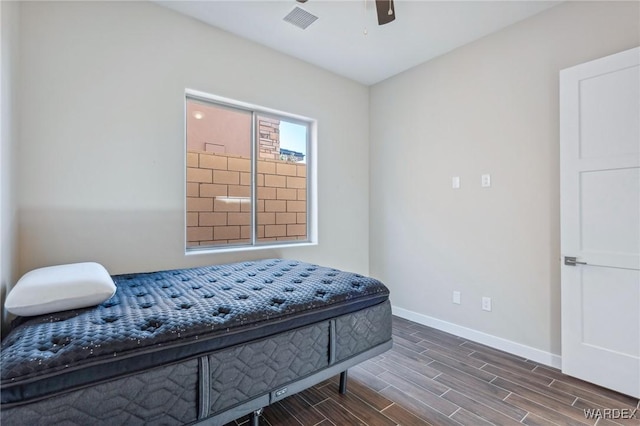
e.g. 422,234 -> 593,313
283,6 -> 318,30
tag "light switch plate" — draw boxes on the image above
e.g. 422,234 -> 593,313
452,176 -> 460,189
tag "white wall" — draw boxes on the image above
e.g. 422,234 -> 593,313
370,1 -> 640,357
17,2 -> 369,277
1,0 -> 20,334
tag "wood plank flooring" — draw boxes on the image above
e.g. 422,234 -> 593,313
226,316 -> 640,426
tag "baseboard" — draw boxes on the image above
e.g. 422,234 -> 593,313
392,306 -> 562,369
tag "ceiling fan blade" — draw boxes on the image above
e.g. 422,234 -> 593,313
375,0 -> 395,26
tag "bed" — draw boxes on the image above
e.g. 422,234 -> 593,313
1,259 -> 392,425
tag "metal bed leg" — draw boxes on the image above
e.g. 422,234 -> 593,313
250,408 -> 263,426
339,370 -> 348,395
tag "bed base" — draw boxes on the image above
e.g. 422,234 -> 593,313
196,340 -> 391,426
249,371 -> 344,426
339,370 -> 348,395
2,305 -> 392,426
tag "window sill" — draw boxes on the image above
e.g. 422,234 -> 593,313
185,241 -> 318,256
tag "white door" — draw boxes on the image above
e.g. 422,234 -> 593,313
560,47 -> 640,398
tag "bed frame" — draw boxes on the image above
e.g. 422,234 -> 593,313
1,259 -> 392,425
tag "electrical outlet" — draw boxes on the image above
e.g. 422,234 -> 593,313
452,176 -> 460,189
453,291 -> 461,304
482,297 -> 492,311
481,174 -> 491,187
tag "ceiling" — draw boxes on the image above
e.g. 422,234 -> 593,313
157,0 -> 561,86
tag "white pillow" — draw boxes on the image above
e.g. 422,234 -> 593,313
5,262 -> 117,316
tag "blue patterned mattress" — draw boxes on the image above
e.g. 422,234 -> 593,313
1,259 -> 389,406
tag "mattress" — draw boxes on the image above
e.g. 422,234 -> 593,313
1,259 -> 389,407
2,302 -> 392,425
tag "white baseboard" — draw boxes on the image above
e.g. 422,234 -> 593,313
392,306 -> 562,369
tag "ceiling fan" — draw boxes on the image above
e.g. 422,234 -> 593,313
295,0 -> 396,26
373,0 -> 396,26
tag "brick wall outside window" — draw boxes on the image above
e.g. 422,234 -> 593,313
258,117 -> 280,160
187,151 -> 307,247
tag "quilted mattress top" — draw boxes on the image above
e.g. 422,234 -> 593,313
1,259 -> 388,404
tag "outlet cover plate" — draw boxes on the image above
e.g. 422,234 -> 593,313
482,297 -> 492,311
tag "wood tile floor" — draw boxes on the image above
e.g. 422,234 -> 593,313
227,316 -> 640,426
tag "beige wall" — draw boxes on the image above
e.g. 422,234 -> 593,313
1,0 -> 20,335
370,1 -> 640,356
16,1 -> 370,278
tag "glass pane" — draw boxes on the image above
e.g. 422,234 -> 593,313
186,99 -> 252,248
256,116 -> 308,244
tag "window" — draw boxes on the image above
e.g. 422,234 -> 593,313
185,91 -> 313,251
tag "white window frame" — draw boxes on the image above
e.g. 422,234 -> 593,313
184,89 -> 317,254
